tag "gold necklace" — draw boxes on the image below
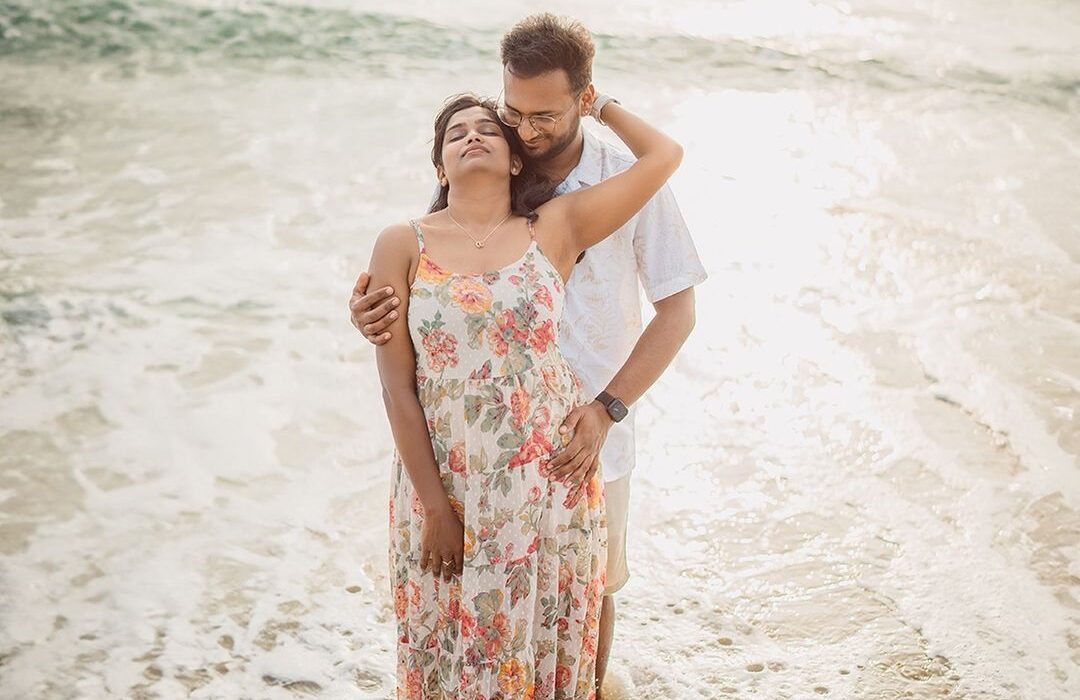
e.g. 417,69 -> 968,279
446,209 -> 513,249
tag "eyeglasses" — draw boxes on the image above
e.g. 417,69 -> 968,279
496,92 -> 582,133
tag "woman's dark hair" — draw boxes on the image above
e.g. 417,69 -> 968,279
428,93 -> 555,220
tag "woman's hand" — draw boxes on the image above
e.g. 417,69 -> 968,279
419,504 -> 464,582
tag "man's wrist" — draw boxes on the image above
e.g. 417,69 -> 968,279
594,390 -> 629,423
590,94 -> 619,126
590,399 -> 616,426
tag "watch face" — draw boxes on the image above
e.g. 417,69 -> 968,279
609,400 -> 629,422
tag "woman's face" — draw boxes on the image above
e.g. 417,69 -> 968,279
438,105 -> 521,186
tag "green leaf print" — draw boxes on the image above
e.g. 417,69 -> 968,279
569,504 -> 586,532
486,383 -> 505,405
464,394 -> 482,426
492,468 -> 513,497
434,283 -> 452,307
410,647 -> 435,671
536,638 -> 556,658
492,449 -> 517,472
575,548 -> 592,578
497,432 -> 524,450
465,313 -> 488,349
517,509 -> 541,534
420,310 -> 445,333
540,595 -> 558,628
511,300 -> 540,338
509,618 -> 528,653
472,590 -> 505,623
479,538 -> 501,564
481,404 -> 508,433
507,564 -> 532,607
504,345 -> 533,375
468,450 -> 487,476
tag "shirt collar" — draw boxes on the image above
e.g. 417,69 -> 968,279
556,129 -> 604,193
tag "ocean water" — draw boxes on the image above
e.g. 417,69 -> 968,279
1,1 -> 1078,698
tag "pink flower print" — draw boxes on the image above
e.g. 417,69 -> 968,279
488,308 -> 526,356
533,285 -> 553,311
532,405 -> 551,431
505,309 -> 529,344
508,428 -> 555,470
529,319 -> 556,354
555,664 -> 571,690
422,328 -> 459,372
510,386 -> 531,429
448,442 -> 466,475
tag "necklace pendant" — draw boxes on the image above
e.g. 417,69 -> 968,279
475,241 -> 484,248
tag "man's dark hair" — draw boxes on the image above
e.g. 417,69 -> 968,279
500,13 -> 595,93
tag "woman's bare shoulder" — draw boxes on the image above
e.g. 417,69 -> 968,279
375,221 -> 418,244
369,220 -> 423,278
373,221 -> 422,255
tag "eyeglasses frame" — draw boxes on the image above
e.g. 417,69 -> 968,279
495,89 -> 586,134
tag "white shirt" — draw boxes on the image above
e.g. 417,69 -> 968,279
557,128 -> 708,482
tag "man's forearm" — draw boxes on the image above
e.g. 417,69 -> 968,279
602,287 -> 696,408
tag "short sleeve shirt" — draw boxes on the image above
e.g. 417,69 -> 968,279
556,128 -> 708,481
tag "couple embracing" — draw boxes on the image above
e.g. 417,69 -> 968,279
348,13 -> 707,700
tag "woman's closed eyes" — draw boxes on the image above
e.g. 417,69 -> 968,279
448,127 -> 502,142
446,118 -> 504,142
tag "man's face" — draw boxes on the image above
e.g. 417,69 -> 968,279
501,66 -> 589,163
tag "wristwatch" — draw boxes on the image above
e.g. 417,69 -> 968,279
590,94 -> 620,126
595,391 -> 629,422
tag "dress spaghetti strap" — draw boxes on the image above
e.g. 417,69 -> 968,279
408,219 -> 426,252
527,217 -> 536,240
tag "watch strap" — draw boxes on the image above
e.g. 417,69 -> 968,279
590,94 -> 619,126
595,391 -> 629,423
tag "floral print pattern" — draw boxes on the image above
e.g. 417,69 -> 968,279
390,219 -> 607,700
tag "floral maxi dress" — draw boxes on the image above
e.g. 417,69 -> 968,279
390,219 -> 607,700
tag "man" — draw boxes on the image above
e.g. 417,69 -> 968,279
349,13 -> 706,696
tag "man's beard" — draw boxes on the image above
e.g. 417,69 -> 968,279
525,113 -> 581,164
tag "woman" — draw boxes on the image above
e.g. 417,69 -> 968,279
368,92 -> 681,699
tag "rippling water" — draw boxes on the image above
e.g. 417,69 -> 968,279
1,1 -> 1078,698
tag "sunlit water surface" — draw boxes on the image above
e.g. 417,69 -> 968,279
1,1 -> 1078,698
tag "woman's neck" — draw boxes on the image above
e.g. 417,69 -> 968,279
444,184 -> 513,226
